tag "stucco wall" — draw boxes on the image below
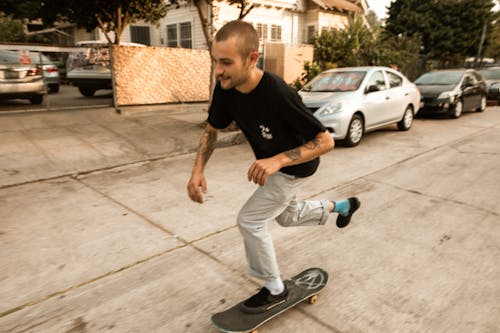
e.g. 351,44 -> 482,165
112,45 -> 211,106
264,43 -> 314,84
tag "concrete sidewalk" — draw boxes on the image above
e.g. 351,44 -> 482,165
0,104 -> 244,188
1,105 -> 499,333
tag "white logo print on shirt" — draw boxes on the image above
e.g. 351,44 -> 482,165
259,125 -> 273,140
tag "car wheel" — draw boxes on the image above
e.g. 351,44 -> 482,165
450,99 -> 463,119
476,95 -> 486,112
344,114 -> 364,147
49,84 -> 60,94
79,87 -> 96,97
397,105 -> 414,131
30,95 -> 43,105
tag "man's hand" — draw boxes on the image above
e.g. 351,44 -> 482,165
187,172 -> 207,203
247,157 -> 283,186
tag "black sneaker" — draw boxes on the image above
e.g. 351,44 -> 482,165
336,197 -> 361,228
240,286 -> 288,314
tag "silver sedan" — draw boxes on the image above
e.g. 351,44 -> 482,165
299,66 -> 421,146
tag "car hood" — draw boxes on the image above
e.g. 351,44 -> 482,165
299,91 -> 358,107
417,84 -> 456,98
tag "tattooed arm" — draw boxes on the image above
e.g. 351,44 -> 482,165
187,124 -> 218,203
247,130 -> 334,186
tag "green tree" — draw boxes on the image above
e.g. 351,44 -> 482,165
312,14 -> 377,69
385,0 -> 497,67
1,0 -> 168,45
0,15 -> 26,43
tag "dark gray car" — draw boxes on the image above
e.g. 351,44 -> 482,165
415,69 -> 487,118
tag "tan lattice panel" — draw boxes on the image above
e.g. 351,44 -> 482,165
112,46 -> 211,106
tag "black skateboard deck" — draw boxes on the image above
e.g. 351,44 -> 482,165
211,267 -> 329,333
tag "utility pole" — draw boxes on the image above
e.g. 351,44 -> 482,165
475,21 -> 487,68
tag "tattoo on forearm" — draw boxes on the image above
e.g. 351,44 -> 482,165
305,138 -> 320,150
285,138 -> 321,162
285,147 -> 302,161
200,129 -> 217,165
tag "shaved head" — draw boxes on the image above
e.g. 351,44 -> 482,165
214,20 -> 259,59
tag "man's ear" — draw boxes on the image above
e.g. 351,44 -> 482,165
248,51 -> 259,67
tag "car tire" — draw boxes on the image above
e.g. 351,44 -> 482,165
30,95 -> 43,105
79,87 -> 96,97
344,114 -> 364,147
49,84 -> 60,94
450,99 -> 463,119
476,95 -> 486,112
397,105 -> 414,131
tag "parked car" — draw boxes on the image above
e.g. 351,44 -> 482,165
0,50 -> 44,105
415,69 -> 487,118
477,67 -> 500,102
28,52 -> 60,93
67,41 -> 145,97
299,66 -> 421,147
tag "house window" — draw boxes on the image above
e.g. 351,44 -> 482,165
179,22 -> 192,48
270,25 -> 282,41
256,24 -> 268,41
307,25 -> 316,42
167,24 -> 178,47
130,26 -> 151,45
167,22 -> 192,49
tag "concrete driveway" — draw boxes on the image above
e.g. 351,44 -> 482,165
0,106 -> 499,332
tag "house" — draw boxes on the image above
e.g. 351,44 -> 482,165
153,0 -> 368,82
79,0 -> 367,49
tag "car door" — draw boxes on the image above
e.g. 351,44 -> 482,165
363,70 -> 389,129
461,73 -> 479,110
384,70 -> 408,121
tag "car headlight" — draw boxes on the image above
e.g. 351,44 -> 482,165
438,91 -> 458,103
318,102 -> 343,115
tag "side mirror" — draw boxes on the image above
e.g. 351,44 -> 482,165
366,85 -> 380,93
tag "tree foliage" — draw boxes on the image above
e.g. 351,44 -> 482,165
0,0 -> 168,44
384,0 -> 497,67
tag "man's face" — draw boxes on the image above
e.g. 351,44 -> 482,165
211,37 -> 252,90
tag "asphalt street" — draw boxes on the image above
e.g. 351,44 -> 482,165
0,105 -> 499,332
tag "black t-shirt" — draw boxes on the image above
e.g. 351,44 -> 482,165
207,71 -> 326,177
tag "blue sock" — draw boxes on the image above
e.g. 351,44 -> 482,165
333,199 -> 350,216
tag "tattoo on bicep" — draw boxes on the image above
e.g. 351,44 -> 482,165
200,129 -> 217,165
285,147 -> 302,161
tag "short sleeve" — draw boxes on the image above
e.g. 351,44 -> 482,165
279,84 -> 325,141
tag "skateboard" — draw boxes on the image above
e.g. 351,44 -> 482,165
211,267 -> 329,333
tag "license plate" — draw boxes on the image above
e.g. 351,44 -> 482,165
5,71 -> 19,79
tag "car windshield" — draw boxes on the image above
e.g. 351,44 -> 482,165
415,71 -> 463,85
0,50 -> 22,64
478,68 -> 500,80
28,53 -> 54,65
302,71 -> 366,92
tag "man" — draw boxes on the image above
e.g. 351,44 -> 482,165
187,20 -> 360,313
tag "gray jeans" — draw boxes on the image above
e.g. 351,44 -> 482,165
237,172 -> 331,281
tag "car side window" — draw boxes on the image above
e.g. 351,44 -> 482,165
463,75 -> 475,86
386,71 -> 403,88
367,71 -> 386,91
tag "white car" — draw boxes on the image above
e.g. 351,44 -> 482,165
299,66 -> 421,146
67,41 -> 145,97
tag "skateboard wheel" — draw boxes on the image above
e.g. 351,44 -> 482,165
308,295 -> 318,304
251,330 -> 258,333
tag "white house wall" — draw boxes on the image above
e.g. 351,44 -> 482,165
214,2 -> 303,45
318,12 -> 348,31
159,5 -> 207,49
